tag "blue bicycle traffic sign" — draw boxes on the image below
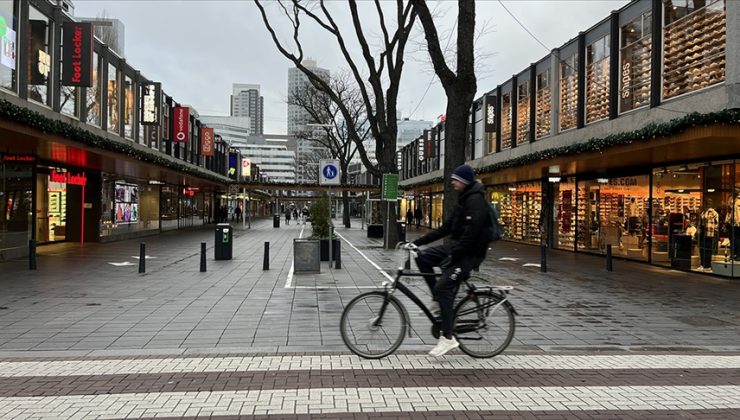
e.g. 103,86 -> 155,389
319,159 -> 341,186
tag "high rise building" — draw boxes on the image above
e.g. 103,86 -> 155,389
287,60 -> 331,185
230,84 -> 264,135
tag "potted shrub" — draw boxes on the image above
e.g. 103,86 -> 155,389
310,191 -> 340,261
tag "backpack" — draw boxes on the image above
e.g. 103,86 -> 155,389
485,204 -> 502,242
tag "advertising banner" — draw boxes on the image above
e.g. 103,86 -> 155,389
0,14 -> 16,70
241,158 -> 251,177
484,94 -> 497,133
172,106 -> 189,142
228,152 -> 238,180
140,82 -> 161,125
61,22 -> 93,86
200,127 -> 214,157
114,182 -> 139,224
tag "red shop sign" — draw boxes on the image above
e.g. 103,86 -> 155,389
50,169 -> 87,186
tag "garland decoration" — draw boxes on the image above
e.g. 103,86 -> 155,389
403,108 -> 740,189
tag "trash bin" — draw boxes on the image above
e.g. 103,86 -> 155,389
273,214 -> 280,228
215,223 -> 233,260
397,221 -> 406,242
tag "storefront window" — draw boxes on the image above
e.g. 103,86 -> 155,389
161,185 -> 178,231
494,181 -> 541,244
585,34 -> 610,123
431,193 -> 443,229
107,63 -> 119,134
516,80 -> 530,144
620,11 -> 652,112
500,91 -> 512,149
100,175 -> 159,238
27,6 -> 52,106
559,54 -> 578,131
86,52 -> 101,127
554,178 -> 576,250
0,160 -> 32,255
576,176 -> 649,261
535,70 -> 551,139
652,162 -> 734,274
124,76 -> 134,138
0,0 -> 18,93
663,0 -> 725,99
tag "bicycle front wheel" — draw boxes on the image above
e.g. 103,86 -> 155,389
454,291 -> 515,358
340,291 -> 407,359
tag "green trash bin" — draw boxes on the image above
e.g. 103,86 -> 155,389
215,223 -> 233,260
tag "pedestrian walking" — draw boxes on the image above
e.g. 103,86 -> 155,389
235,205 -> 243,223
285,208 -> 292,225
301,206 -> 309,224
414,206 -> 423,229
406,208 -> 413,226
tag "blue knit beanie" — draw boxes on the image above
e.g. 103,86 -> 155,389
451,164 -> 475,185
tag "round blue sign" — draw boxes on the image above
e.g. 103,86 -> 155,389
323,164 -> 338,179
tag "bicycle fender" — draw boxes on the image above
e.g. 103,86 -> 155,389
504,300 -> 518,316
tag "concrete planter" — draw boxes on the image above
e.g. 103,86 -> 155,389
293,238 -> 320,273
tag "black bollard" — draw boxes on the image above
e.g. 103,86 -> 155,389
606,244 -> 613,272
335,241 -> 341,269
540,243 -> 547,273
200,242 -> 207,272
263,242 -> 270,270
139,242 -> 146,273
29,239 -> 37,270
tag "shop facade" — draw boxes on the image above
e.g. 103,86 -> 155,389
0,0 -> 230,260
399,0 -> 740,277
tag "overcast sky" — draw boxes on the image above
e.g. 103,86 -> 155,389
73,0 -> 629,135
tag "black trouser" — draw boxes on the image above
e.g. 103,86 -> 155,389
415,244 -> 478,338
699,234 -> 714,268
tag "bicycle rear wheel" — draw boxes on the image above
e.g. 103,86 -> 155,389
454,291 -> 515,358
340,291 -> 407,359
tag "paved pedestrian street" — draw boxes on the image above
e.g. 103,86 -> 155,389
1,218 -> 740,418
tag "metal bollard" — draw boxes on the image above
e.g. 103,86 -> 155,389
29,239 -> 37,270
200,242 -> 207,272
335,241 -> 341,269
606,244 -> 613,272
263,242 -> 269,270
139,242 -> 146,273
540,243 -> 547,273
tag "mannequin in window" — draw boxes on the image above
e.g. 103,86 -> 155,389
699,200 -> 719,272
725,193 -> 740,260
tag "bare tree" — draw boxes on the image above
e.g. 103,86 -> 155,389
289,72 -> 371,227
411,0 -> 477,220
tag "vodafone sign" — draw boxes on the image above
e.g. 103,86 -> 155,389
173,106 -> 189,142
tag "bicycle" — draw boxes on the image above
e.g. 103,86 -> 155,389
340,243 -> 517,359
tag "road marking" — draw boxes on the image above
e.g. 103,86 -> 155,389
284,224 -> 306,289
335,230 -> 394,283
108,262 -> 135,266
522,263 -> 541,268
131,255 -> 157,260
499,257 -> 520,261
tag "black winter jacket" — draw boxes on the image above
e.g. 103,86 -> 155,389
413,181 -> 490,260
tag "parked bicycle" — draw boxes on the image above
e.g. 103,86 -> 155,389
340,243 -> 517,359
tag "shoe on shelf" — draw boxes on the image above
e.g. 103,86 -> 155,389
429,336 -> 459,357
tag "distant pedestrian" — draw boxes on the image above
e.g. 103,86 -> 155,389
406,208 -> 413,226
301,206 -> 309,224
293,208 -> 298,220
220,205 -> 228,223
285,208 -> 292,225
414,207 -> 423,229
235,205 -> 243,222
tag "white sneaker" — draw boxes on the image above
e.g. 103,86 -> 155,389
429,336 -> 459,357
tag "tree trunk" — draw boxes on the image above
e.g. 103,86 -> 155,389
342,190 -> 351,228
442,89 -> 476,221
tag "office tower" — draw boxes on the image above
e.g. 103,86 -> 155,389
231,84 -> 264,135
287,60 -> 331,185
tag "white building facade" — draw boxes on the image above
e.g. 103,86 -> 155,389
231,84 -> 264,135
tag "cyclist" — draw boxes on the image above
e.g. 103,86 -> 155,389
407,164 -> 490,357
